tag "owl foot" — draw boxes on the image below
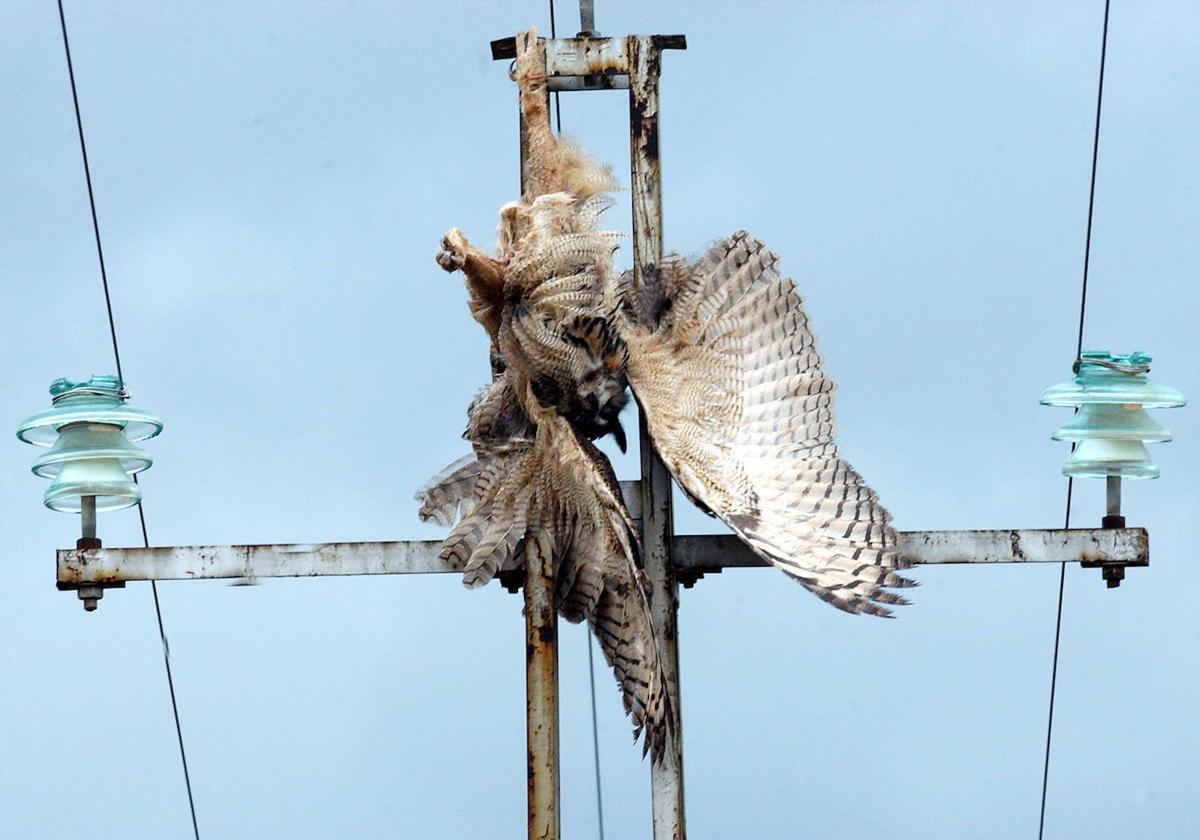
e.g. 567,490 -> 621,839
436,228 -> 469,273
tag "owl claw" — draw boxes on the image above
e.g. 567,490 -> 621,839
436,229 -> 469,273
436,248 -> 465,272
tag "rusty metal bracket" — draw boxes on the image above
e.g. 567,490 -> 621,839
490,34 -> 686,61
490,34 -> 685,93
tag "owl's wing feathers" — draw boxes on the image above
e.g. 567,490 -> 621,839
414,453 -> 482,528
415,375 -> 533,533
622,231 -> 913,617
417,409 -> 675,761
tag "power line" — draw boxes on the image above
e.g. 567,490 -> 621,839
585,635 -> 607,840
549,0 -> 563,135
1038,1 -> 1111,837
56,3 -> 201,838
56,1 -> 123,384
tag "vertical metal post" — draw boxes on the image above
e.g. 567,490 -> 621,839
628,36 -> 687,840
524,534 -> 561,840
519,72 -> 561,840
1100,475 -> 1126,587
579,0 -> 596,36
1105,475 -> 1122,519
80,494 -> 97,541
77,494 -> 103,611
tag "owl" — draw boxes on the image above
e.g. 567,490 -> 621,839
419,29 -> 909,761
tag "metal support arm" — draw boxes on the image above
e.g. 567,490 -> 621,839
56,527 -> 1149,589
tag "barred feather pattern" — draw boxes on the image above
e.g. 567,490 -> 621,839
420,28 -> 676,761
494,39 -> 630,443
417,390 -> 675,759
622,232 -> 913,617
414,454 -> 484,528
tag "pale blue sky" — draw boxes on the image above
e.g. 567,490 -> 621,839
2,2 -> 1197,838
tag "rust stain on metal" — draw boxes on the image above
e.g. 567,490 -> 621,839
1080,527 -> 1149,568
524,530 -> 559,837
492,34 -> 686,62
555,39 -> 627,76
628,34 -> 689,840
1009,531 -> 1026,561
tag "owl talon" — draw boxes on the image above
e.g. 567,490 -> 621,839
437,229 -> 469,273
436,248 -> 465,272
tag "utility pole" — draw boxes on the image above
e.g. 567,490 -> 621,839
41,14 -> 1159,840
494,19 -> 689,834
628,35 -> 687,840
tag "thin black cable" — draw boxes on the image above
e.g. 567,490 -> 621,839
1038,2 -> 1110,837
549,2 -> 603,835
135,492 -> 198,840
1038,484 -> 1072,840
57,0 -> 124,386
1072,0 -> 1111,366
549,0 -> 563,135
585,636 -> 607,840
57,4 -> 201,839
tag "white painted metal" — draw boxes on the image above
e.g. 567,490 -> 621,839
673,528 -> 1149,570
57,540 -> 448,586
56,528 -> 1149,588
543,36 -> 627,78
900,528 -> 1146,566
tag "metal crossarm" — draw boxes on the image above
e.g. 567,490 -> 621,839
56,527 -> 1149,588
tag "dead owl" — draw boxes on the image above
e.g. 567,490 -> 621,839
418,29 -> 910,761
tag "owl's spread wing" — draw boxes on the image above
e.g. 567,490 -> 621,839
622,231 -> 913,617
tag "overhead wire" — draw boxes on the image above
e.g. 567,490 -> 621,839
1038,1 -> 1111,837
547,3 -> 605,837
56,3 -> 202,839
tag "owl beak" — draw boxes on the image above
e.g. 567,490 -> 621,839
611,419 -> 627,453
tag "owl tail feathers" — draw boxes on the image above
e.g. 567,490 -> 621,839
418,420 -> 677,763
584,574 -> 676,765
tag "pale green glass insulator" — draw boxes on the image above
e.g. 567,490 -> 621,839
1040,351 -> 1186,408
1062,438 -> 1159,480
1042,351 -> 1185,481
32,422 -> 150,512
1052,404 -> 1171,444
16,374 -> 162,446
16,375 -> 162,513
